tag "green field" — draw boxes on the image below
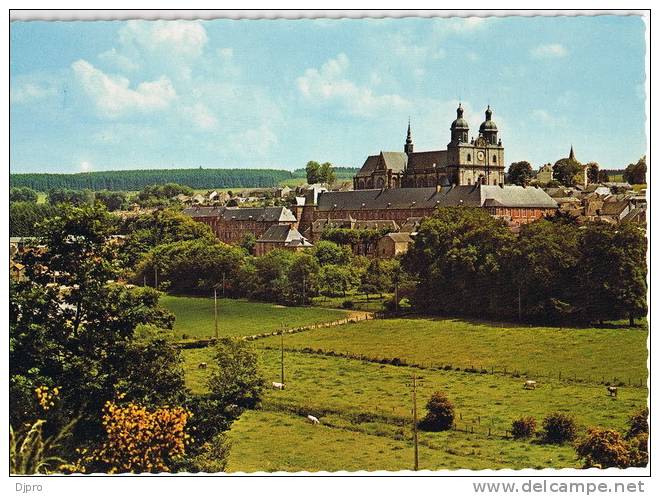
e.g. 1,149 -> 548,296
184,346 -> 645,471
175,304 -> 648,471
161,295 -> 350,339
256,318 -> 648,384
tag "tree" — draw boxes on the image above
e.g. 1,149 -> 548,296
585,162 -> 600,184
10,202 -> 60,236
313,240 -> 352,266
420,392 -> 455,431
287,252 -> 320,305
10,204 -> 184,444
360,258 -> 392,298
542,412 -> 578,444
47,188 -> 94,206
403,207 -> 514,317
306,161 -> 322,184
507,161 -> 533,186
577,222 -> 647,325
207,338 -> 264,410
10,187 -> 38,203
623,156 -> 646,185
240,233 -> 257,254
95,190 -> 127,212
320,162 -> 336,184
553,158 -> 583,186
134,238 -> 245,294
597,169 -> 610,183
318,264 -> 358,297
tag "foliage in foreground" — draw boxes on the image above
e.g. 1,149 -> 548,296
419,391 -> 455,431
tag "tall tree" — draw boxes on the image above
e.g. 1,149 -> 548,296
320,162 -> 336,185
623,156 -> 647,185
553,158 -> 583,186
305,161 -> 322,184
585,162 -> 600,184
10,187 -> 38,203
507,161 -> 533,186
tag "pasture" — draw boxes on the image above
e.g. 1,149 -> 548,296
160,295 -> 349,339
256,318 -> 648,385
179,314 -> 648,471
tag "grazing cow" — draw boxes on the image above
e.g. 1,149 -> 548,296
607,386 -> 618,397
523,380 -> 537,390
307,415 -> 320,425
272,381 -> 285,390
198,362 -> 207,369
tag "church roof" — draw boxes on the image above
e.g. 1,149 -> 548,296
406,150 -> 448,172
183,206 -> 297,222
356,152 -> 407,177
317,185 -> 557,211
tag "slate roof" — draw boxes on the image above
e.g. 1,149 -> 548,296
382,232 -> 413,244
257,225 -> 313,246
317,185 -> 557,211
183,206 -> 297,222
599,201 -> 631,216
356,152 -> 408,177
406,150 -> 448,172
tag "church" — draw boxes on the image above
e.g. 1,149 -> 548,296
353,104 -> 505,189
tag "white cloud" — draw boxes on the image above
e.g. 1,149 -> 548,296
119,20 -> 208,58
180,103 -> 218,130
232,124 -> 278,158
72,59 -> 176,118
296,53 -> 408,117
530,43 -> 568,59
10,80 -> 56,104
98,48 -> 139,72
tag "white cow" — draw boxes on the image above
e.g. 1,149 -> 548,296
307,415 -> 320,425
272,382 -> 285,390
198,362 -> 207,369
607,386 -> 618,397
523,380 -> 537,390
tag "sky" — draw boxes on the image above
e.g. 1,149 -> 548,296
10,15 -> 647,174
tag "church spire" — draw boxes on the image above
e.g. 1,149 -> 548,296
569,145 -> 576,161
404,118 -> 414,155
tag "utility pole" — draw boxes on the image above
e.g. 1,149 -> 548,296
280,330 -> 285,385
395,280 -> 399,314
302,274 -> 306,305
412,374 -> 419,471
214,287 -> 219,339
222,272 -> 226,298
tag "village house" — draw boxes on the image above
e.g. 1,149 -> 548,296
376,232 -> 414,258
254,224 -> 313,256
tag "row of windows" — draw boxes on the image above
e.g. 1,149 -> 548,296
466,153 -> 498,163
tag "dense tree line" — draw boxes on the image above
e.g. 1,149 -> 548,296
404,208 -> 647,325
10,202 -> 62,236
293,166 -> 358,181
10,168 -> 296,191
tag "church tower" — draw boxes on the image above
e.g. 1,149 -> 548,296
479,105 -> 498,145
404,119 -> 414,155
450,103 -> 469,144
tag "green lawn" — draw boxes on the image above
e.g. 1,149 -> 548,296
311,292 -> 392,312
160,295 -> 349,339
255,317 -> 648,384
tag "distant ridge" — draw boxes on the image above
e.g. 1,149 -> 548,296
10,166 -> 361,191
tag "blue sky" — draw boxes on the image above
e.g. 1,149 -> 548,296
10,15 -> 646,173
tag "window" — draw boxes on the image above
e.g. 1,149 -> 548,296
493,155 -> 497,163
467,153 -> 472,162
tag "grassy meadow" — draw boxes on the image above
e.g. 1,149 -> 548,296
171,298 -> 647,472
256,318 -> 648,384
160,295 -> 349,339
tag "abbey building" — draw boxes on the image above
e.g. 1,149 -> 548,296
353,104 -> 505,189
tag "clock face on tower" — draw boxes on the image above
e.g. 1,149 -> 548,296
477,151 -> 485,162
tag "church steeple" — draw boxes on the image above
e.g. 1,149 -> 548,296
450,103 -> 469,144
569,145 -> 576,161
404,118 -> 414,155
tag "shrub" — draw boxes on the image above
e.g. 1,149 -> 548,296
627,432 -> 648,467
542,412 -> 578,444
626,407 -> 648,439
575,428 -> 631,468
341,300 -> 354,309
511,416 -> 537,439
420,392 -> 455,431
